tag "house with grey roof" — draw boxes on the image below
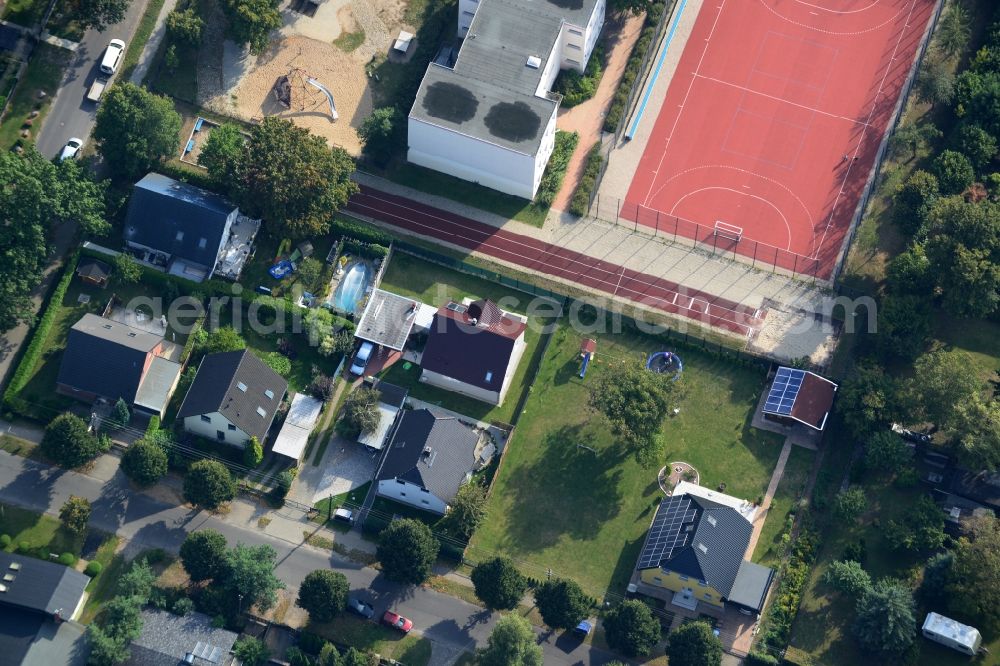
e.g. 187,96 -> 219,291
126,609 -> 238,666
123,173 -> 259,282
177,350 -> 288,448
0,553 -> 91,666
56,313 -> 183,419
408,0 -> 605,199
375,408 -> 493,514
633,482 -> 774,616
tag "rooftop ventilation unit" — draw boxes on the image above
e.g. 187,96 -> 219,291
697,543 -> 708,554
526,55 -> 541,69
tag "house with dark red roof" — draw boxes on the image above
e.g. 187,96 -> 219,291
419,299 -> 527,406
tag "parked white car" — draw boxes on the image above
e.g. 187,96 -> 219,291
100,39 -> 125,75
59,138 -> 84,161
350,341 -> 374,376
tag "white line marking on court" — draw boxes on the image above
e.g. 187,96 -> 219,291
643,0 -> 728,207
792,0 -> 882,15
693,74 -> 872,126
812,0 -> 919,260
669,186 -> 793,251
757,0 -> 907,36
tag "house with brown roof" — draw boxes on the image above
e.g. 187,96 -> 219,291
419,299 -> 527,406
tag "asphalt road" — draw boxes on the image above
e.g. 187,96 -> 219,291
0,450 -> 623,665
35,0 -> 152,159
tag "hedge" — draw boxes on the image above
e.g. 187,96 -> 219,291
2,250 -> 81,416
761,528 -> 819,650
568,144 -> 604,217
341,239 -> 389,259
745,651 -> 780,666
554,45 -> 604,107
331,217 -> 392,246
535,131 -> 580,206
604,0 -> 668,133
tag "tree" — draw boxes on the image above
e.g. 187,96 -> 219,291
833,487 -> 867,521
936,2 -> 971,56
221,117 -> 358,237
853,578 -> 917,656
824,560 -> 873,598
258,351 -> 291,376
296,257 -> 323,291
183,459 -> 237,509
180,530 -> 228,581
233,636 -> 271,666
901,349 -> 983,429
121,437 -> 168,487
102,595 -> 144,641
476,614 -> 542,666
376,518 -> 439,585
589,359 -> 679,462
933,149 -> 975,194
876,294 -> 932,360
665,620 -> 723,666
609,0 -> 652,16
471,556 -> 528,610
75,0 -> 129,30
110,397 -> 131,427
308,373 -> 335,402
199,123 -> 245,182
954,394 -> 1000,471
94,83 -> 182,179
888,121 -> 941,162
440,482 -> 488,539
534,578 -> 591,630
202,326 -> 247,354
864,432 -> 912,477
947,514 -> 1000,631
165,7 -> 204,44
296,569 -> 349,622
836,364 -> 897,439
117,559 -> 155,600
602,599 -> 661,657
113,252 -> 142,285
340,387 -> 381,436
222,543 -> 285,612
0,148 -> 107,332
41,413 -> 107,468
952,122 -> 997,171
222,0 -> 281,54
319,331 -> 354,358
892,170 -> 939,236
886,244 -> 933,295
87,625 -> 130,666
165,44 -> 180,72
243,436 -> 264,467
885,496 -> 946,554
59,496 -> 91,535
915,52 -> 955,107
358,107 -> 403,166
920,551 -> 955,606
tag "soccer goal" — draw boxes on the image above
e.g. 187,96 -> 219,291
713,220 -> 743,243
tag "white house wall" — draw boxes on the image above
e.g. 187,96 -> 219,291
183,412 -> 252,448
497,335 -> 527,406
377,478 -> 449,514
420,368 -> 502,406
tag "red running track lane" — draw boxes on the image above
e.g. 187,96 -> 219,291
347,186 -> 764,337
624,0 -> 937,279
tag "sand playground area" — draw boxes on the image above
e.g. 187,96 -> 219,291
199,0 -> 415,155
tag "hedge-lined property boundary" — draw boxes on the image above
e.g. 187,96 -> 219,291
568,143 -> 604,216
3,250 -> 81,415
603,0 -> 668,134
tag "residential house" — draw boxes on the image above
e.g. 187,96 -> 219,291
0,552 -> 91,666
634,482 -> 775,616
177,350 -> 288,448
420,299 -> 527,406
408,0 -> 605,198
56,313 -> 183,419
125,609 -> 238,666
123,173 -> 259,282
375,408 -> 493,514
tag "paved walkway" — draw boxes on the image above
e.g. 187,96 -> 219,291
130,0 -> 179,83
745,438 -> 792,560
551,12 -> 645,211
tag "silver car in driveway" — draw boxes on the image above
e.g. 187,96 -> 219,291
347,596 -> 375,619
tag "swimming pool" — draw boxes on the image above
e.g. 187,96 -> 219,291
332,261 -> 371,314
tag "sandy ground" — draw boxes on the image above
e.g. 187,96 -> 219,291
199,0 -> 415,155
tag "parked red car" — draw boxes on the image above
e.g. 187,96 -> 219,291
382,610 -> 413,633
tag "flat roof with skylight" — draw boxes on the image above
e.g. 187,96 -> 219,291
355,289 -> 422,351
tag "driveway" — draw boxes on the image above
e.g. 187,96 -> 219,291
288,434 -> 377,506
35,0 -> 153,159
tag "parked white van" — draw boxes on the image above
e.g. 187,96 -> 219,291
100,39 -> 125,75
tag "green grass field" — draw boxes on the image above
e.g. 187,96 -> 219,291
753,446 -> 815,568
378,252 -> 557,425
308,615 -> 432,666
470,323 -> 784,596
0,503 -> 79,554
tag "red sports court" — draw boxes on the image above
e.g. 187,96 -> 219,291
624,0 -> 937,279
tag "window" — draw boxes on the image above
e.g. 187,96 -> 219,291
237,382 -> 248,392
653,577 -> 662,583
228,424 -> 237,431
566,58 -> 581,66
216,431 -> 225,441
698,579 -> 708,587
198,238 -> 207,249
400,492 -> 406,496
421,487 -> 429,493
200,415 -> 211,423
485,371 -> 493,383
567,43 -> 581,51
256,406 -> 266,418
678,575 -> 689,581
421,500 -> 429,505
568,28 -> 582,35
396,479 -> 405,485
703,593 -> 712,600
175,231 -> 184,241
462,9 -> 474,16
264,389 -> 274,400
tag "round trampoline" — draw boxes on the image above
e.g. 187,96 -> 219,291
646,351 -> 683,380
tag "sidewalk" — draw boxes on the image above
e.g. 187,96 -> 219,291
130,0 -> 179,83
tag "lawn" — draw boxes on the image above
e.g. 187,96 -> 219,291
0,503 -> 79,555
470,322 -> 784,596
308,615 -> 432,666
377,251 -> 559,425
0,44 -> 70,150
933,315 -> 1000,382
144,0 -> 204,101
80,535 -> 124,623
311,481 -> 371,526
752,445 -> 815,568
0,434 -> 40,459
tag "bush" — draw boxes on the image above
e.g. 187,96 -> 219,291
0,534 -> 10,548
43,414 -> 107,468
604,3 -> 665,133
569,144 -> 604,216
745,652 -> 780,666
17,541 -> 30,553
172,597 -> 195,616
58,552 -> 76,566
269,469 -> 294,504
535,131 -> 580,206
554,46 -> 604,107
329,217 -> 391,246
85,561 -> 104,576
258,351 -> 292,377
761,527 -> 818,650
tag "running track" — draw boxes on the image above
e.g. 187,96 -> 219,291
346,186 -> 763,337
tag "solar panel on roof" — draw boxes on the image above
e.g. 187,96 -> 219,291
637,496 -> 699,569
763,368 -> 805,416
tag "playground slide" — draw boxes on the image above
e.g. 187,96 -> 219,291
306,78 -> 339,121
